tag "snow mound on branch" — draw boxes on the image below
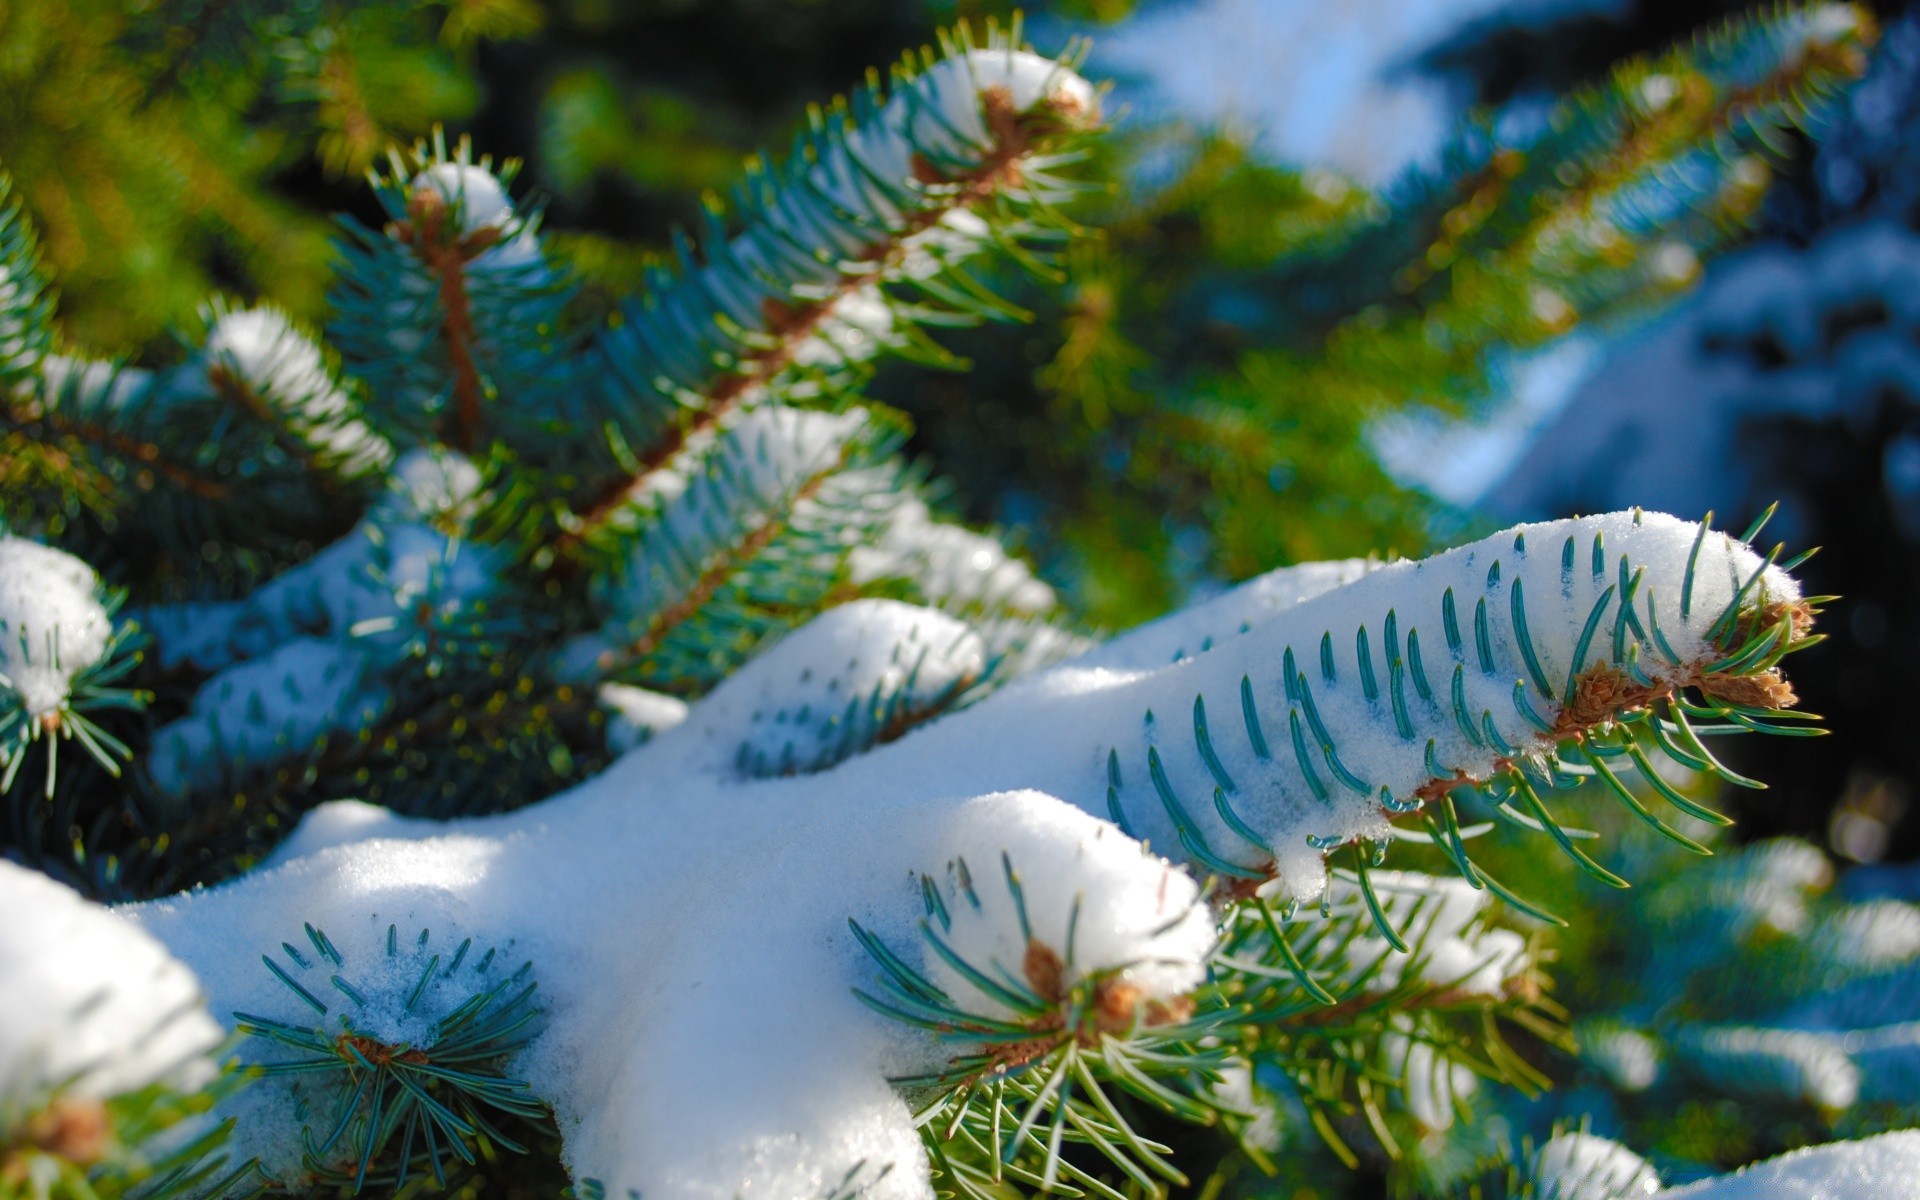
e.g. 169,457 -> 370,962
600,684 -> 691,753
411,162 -> 514,234
1533,1132 -> 1660,1199
202,307 -> 389,474
1654,1131 -> 1920,1198
849,497 -> 1057,617
206,308 -> 333,403
146,638 -> 392,797
1314,870 -> 1528,997
0,860 -> 220,1103
672,599 -> 985,776
923,789 -> 1213,1019
125,512 -> 1793,1198
0,535 -> 111,718
1069,557 -> 1379,672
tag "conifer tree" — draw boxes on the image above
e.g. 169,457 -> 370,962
0,8 -> 1911,1200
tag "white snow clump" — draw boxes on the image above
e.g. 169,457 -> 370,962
0,860 -> 220,1103
849,497 -> 1057,616
670,599 -> 985,776
1653,1130 -> 1920,1198
411,161 -> 514,234
920,788 -> 1214,1019
0,535 -> 111,718
202,306 -> 390,475
1533,1132 -> 1661,1199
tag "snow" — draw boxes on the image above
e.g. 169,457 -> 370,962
903,48 -> 1097,155
786,284 -> 898,371
143,448 -> 489,674
1067,556 -> 1378,672
1653,1131 -> 1920,1199
1382,1020 -> 1476,1130
1670,1026 -> 1860,1111
668,599 -> 986,777
141,449 -> 505,794
1581,1023 -> 1663,1092
145,637 -> 393,798
121,511 -> 1797,1198
599,683 -> 691,754
599,50 -> 1094,417
1079,510 -> 1796,902
1089,0 -> 1623,186
200,306 -> 390,475
1813,901 -> 1920,970
34,355 -> 150,414
0,860 -> 220,1104
1849,1020 -> 1920,1103
0,535 -> 111,718
920,789 -> 1214,1020
555,405 -> 874,683
1491,220 -> 1920,530
1298,869 -> 1529,997
1532,1132 -> 1661,1198
847,497 -> 1057,617
412,162 -> 514,234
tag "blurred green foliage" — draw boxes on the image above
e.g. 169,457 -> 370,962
0,0 -> 1867,635
0,0 -> 537,351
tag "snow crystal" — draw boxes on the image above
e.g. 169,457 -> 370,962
0,861 -> 219,1103
1653,1131 -> 1920,1199
0,535 -> 111,718
1533,1132 -> 1661,1199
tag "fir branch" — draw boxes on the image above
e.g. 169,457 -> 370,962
557,405 -> 908,689
388,188 -> 503,456
559,30 -> 1099,554
0,174 -> 54,388
235,923 -> 546,1193
328,136 -> 576,458
4,371 -> 229,503
1261,3 -> 1872,339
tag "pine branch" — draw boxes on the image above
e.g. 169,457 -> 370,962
555,404 -> 908,690
0,174 -> 53,389
1260,3 -> 1872,340
327,136 -> 577,456
557,29 -> 1099,554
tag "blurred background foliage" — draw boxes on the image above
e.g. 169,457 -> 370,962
8,0 -> 1920,862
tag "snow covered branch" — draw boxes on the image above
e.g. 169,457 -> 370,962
87,510 -> 1818,1198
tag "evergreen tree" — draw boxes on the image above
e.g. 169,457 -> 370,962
0,7 -> 1911,1200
